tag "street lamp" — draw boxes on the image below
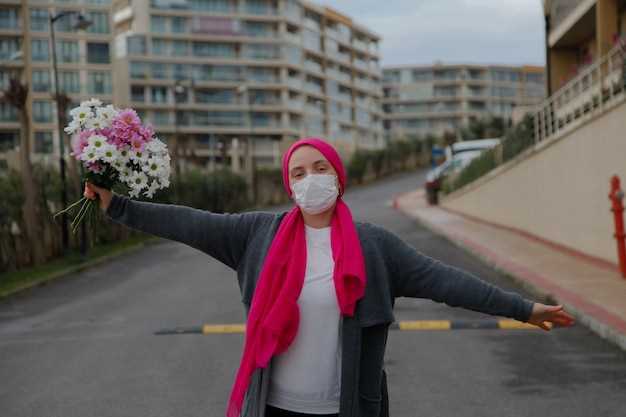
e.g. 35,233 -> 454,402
49,10 -> 91,255
236,84 -> 256,204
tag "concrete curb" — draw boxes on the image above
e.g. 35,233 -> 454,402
393,192 -> 626,352
0,236 -> 162,300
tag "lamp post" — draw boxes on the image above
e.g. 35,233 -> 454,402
172,78 -> 194,200
49,10 -> 91,254
236,84 -> 256,204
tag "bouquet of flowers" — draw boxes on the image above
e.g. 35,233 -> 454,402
54,98 -> 171,234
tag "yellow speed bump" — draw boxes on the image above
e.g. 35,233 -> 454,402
398,320 -> 451,330
202,324 -> 246,334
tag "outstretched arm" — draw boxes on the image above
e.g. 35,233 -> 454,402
85,182 -> 270,270
383,226 -> 575,330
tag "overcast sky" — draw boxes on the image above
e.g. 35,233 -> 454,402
313,0 -> 546,68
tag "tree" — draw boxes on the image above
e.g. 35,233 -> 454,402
460,116 -> 508,140
1,78 -> 45,264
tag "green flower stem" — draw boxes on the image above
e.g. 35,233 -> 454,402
70,198 -> 90,231
72,200 -> 94,235
53,196 -> 87,219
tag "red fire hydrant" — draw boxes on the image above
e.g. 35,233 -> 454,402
609,175 -> 626,279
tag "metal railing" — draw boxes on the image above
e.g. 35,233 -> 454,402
534,41 -> 626,143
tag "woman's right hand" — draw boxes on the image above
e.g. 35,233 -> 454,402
84,182 -> 113,212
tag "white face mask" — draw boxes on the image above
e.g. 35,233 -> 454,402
292,173 -> 339,215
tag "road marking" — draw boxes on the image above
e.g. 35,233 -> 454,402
203,324 -> 246,334
154,320 -> 548,335
397,320 -> 451,330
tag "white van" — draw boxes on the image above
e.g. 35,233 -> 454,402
444,138 -> 501,161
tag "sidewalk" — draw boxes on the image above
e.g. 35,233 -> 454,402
394,188 -> 626,352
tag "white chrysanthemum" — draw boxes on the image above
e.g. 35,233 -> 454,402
69,106 -> 92,126
142,157 -> 167,178
128,171 -> 148,190
118,167 -> 132,183
64,120 -> 80,135
128,185 -> 141,199
99,144 -> 119,163
156,176 -> 170,189
79,145 -> 100,163
84,116 -> 106,131
129,148 -> 150,164
117,147 -> 132,160
111,158 -> 127,172
143,180 -> 160,199
87,134 -> 108,153
82,98 -> 103,108
145,138 -> 167,154
96,105 -> 118,127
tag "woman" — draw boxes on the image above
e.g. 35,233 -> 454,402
84,137 -> 575,417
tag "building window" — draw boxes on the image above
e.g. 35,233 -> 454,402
153,110 -> 170,125
87,11 -> 110,34
56,40 -> 79,63
195,89 -> 234,104
0,103 -> 18,123
151,15 -> 168,33
130,62 -> 148,79
192,42 -> 236,58
0,131 -> 18,151
33,101 -> 53,123
0,8 -> 20,30
54,13 -> 75,32
30,9 -> 48,31
1,37 -> 21,61
87,72 -> 112,94
60,71 -> 80,94
152,39 -> 169,55
151,63 -> 169,79
172,40 -> 189,56
172,64 -> 190,80
87,42 -> 110,64
31,39 -> 49,61
186,0 -> 234,13
171,16 -> 187,33
242,44 -> 280,60
131,85 -> 145,102
127,35 -> 147,55
151,86 -> 168,103
34,131 -> 53,154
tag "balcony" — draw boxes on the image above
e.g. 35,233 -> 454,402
286,77 -> 302,90
534,41 -> 626,142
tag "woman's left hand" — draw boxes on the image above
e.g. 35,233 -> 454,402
527,303 -> 575,331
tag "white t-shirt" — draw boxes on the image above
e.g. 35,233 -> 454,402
266,224 -> 342,414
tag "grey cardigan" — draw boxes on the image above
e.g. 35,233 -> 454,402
105,194 -> 535,417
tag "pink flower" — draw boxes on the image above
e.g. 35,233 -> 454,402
130,134 -> 146,152
110,109 -> 142,147
139,124 -> 154,142
70,129 -> 94,160
86,161 -> 104,174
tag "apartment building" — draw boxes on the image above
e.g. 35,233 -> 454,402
382,64 -> 546,140
0,0 -> 114,172
536,0 -> 626,141
110,0 -> 383,172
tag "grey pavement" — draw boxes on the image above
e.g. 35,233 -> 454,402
1,170 -> 625,417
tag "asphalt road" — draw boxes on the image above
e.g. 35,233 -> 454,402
1,169 -> 625,417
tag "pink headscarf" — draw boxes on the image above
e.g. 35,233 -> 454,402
226,138 -> 367,417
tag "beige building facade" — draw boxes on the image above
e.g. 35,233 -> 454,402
109,0 -> 382,171
381,64 -> 546,140
0,0 -> 113,172
1,0 -> 383,175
